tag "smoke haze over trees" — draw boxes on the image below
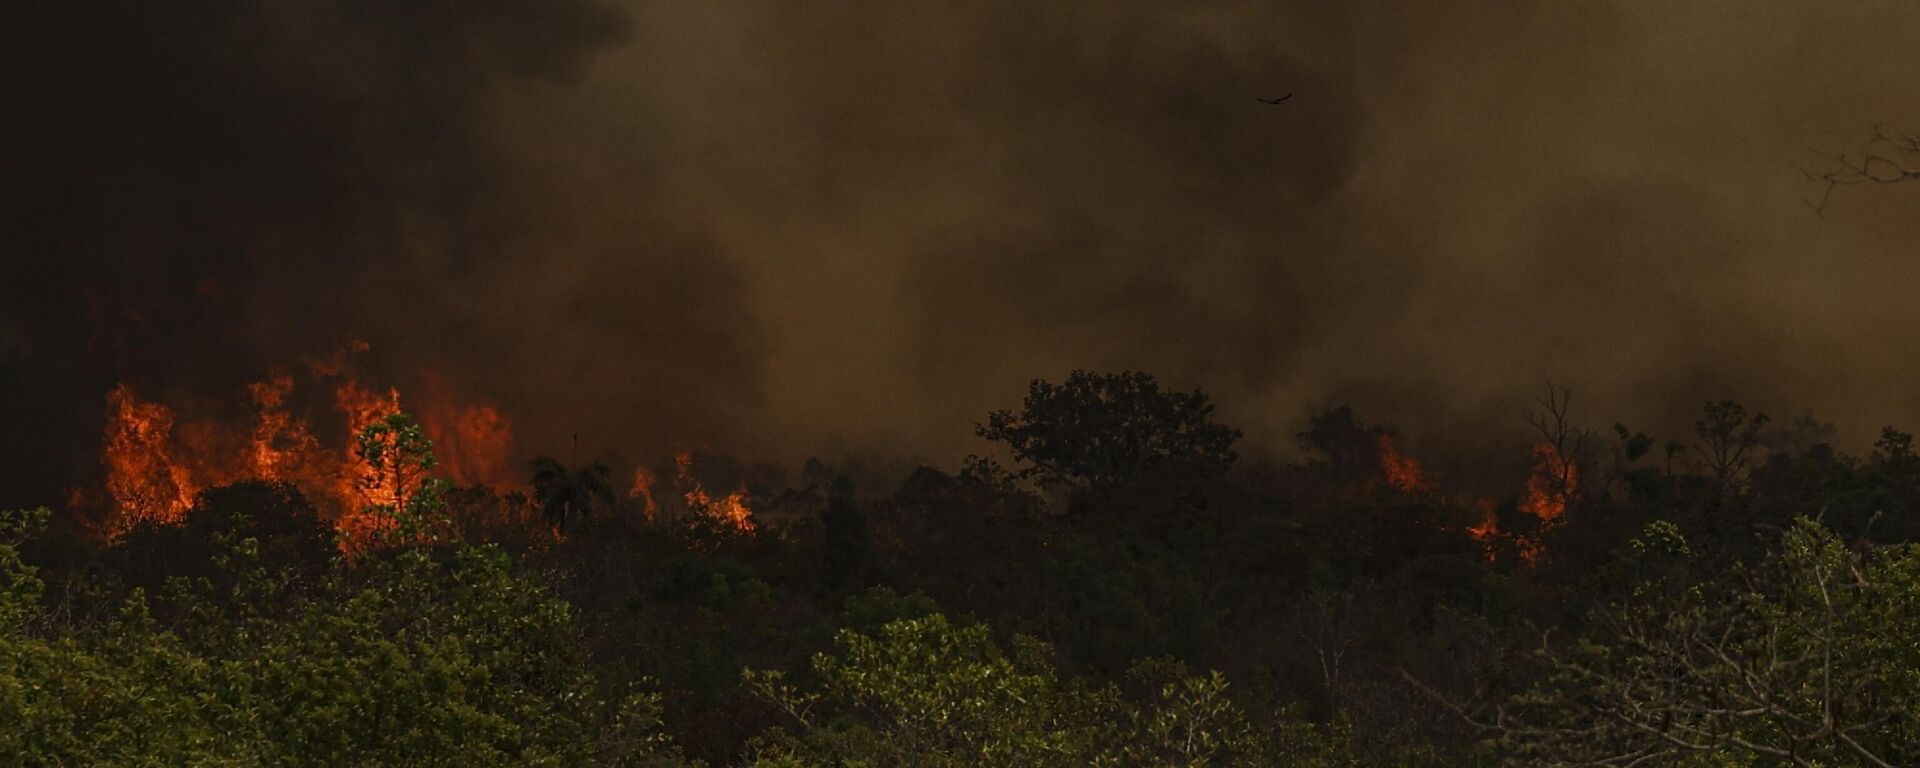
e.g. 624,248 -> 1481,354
10,2 -> 1920,509
9,3 -> 1920,765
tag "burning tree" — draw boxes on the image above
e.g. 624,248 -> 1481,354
90,343 -> 526,547
101,385 -> 198,532
341,412 -> 451,551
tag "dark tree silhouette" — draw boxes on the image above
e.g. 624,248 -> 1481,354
1809,125 -> 1920,216
820,474 -> 869,591
530,456 -> 614,530
977,370 -> 1240,500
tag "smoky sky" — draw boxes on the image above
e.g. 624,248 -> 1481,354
7,1 -> 1920,505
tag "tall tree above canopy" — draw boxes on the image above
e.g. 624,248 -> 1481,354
531,457 -> 614,531
977,371 -> 1240,500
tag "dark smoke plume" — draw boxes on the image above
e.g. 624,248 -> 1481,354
7,2 -> 1920,507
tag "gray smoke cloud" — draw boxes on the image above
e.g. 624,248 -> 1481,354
7,1 -> 1920,504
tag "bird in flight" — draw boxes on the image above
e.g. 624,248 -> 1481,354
1256,94 -> 1293,105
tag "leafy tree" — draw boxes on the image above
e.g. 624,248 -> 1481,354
357,411 -> 441,515
1,505 -> 687,767
351,412 -> 454,549
104,481 -> 335,599
1483,519 -> 1920,767
229,543 -> 677,766
744,614 -> 1357,767
745,614 -> 1115,767
0,508 -> 243,765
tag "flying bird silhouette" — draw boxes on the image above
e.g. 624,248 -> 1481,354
1256,94 -> 1293,105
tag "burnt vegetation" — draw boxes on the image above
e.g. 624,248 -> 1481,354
8,369 -> 1920,766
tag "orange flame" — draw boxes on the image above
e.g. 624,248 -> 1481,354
629,466 -> 660,521
102,385 -> 198,532
1466,499 -> 1500,560
414,373 -> 516,490
1378,433 -> 1428,493
1463,444 -> 1578,565
1519,442 -> 1577,526
93,344 -> 522,550
674,452 -> 756,533
331,377 -> 404,515
248,373 -> 300,480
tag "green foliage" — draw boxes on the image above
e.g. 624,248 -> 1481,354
745,614 -> 1111,767
354,411 -> 459,548
4,499 -> 683,767
30,371 -> 1920,766
744,614 -> 1357,767
0,600 -> 252,765
1122,659 -> 1270,767
0,507 -> 47,628
1,509 -> 243,765
357,411 -> 439,503
834,586 -> 940,635
239,548 -> 569,764
1497,519 -> 1920,766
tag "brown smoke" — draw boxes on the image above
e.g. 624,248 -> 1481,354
7,2 -> 1920,506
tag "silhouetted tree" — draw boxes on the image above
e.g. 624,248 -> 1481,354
1691,401 -> 1768,496
1810,125 -> 1920,216
977,370 -> 1240,502
1298,406 -> 1391,490
820,475 -> 868,591
531,456 -> 614,531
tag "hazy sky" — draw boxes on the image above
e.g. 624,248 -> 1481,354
8,1 -> 1920,500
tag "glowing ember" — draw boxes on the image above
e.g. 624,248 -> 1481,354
706,489 -> 755,533
1378,433 -> 1428,493
1466,499 -> 1500,561
674,452 -> 756,533
629,466 -> 660,521
1462,444 -> 1578,565
102,385 -> 198,532
1519,442 -> 1576,526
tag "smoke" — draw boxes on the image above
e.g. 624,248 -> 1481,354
7,1 -> 1920,506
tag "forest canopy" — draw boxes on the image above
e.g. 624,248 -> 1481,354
8,370 -> 1920,766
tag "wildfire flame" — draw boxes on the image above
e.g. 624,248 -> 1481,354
1519,441 -> 1576,526
1463,442 -> 1578,564
103,385 -> 197,532
95,344 -> 519,548
1377,433 -> 1428,493
1466,499 -> 1501,557
629,466 -> 660,521
333,379 -> 402,497
674,452 -> 756,533
247,372 -> 322,483
415,373 -> 514,489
